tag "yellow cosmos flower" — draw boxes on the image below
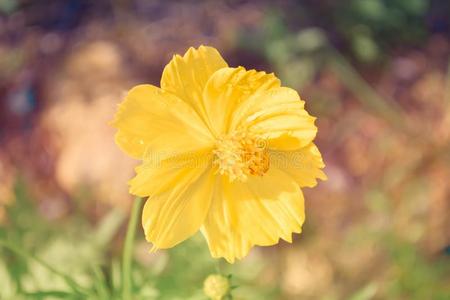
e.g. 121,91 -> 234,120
112,46 -> 326,263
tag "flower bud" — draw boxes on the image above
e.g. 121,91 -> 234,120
203,274 -> 230,300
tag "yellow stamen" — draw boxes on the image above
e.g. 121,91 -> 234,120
213,131 -> 269,182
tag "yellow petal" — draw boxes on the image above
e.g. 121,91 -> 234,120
234,168 -> 305,246
201,168 -> 305,263
202,67 -> 280,136
112,84 -> 213,159
142,167 -> 215,249
271,143 -> 327,188
232,86 -> 317,151
200,177 -> 252,263
129,149 -> 213,197
161,46 -> 228,127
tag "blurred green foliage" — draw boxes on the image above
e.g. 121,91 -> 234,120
241,0 -> 432,64
0,0 -> 18,14
334,0 -> 429,62
1,154 -> 448,299
0,180 -> 278,299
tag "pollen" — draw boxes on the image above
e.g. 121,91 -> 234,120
213,131 -> 270,182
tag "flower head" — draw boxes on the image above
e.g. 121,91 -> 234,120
112,46 -> 326,263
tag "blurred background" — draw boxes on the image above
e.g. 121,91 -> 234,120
0,0 -> 449,299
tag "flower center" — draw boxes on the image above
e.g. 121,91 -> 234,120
213,131 -> 269,182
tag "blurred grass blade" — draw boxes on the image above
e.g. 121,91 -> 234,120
0,239 -> 88,295
111,259 -> 122,293
445,58 -> 450,109
93,208 -> 127,247
328,50 -> 405,129
92,265 -> 110,299
23,290 -> 76,299
349,283 -> 378,300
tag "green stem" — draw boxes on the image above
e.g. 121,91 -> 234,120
121,197 -> 143,300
